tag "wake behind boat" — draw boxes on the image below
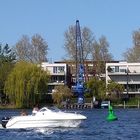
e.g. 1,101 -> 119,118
1,106 -> 87,129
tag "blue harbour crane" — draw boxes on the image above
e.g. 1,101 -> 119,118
72,20 -> 85,104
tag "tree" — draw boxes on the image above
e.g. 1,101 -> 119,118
92,36 -> 113,61
86,77 -> 106,100
92,36 -> 113,74
123,29 -> 140,62
0,44 -> 16,104
0,43 -> 16,63
4,61 -> 50,108
64,25 -> 94,60
15,34 -> 48,63
52,85 -> 72,105
64,24 -> 113,76
107,80 -> 124,100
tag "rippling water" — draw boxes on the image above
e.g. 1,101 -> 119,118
0,108 -> 140,140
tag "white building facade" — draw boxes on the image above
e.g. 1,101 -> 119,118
41,62 -> 68,94
106,62 -> 140,97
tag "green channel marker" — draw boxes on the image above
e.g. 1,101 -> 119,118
106,105 -> 118,121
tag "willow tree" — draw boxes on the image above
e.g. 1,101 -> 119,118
0,44 -> 16,103
4,61 -> 50,108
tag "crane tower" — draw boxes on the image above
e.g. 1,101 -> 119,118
72,20 -> 85,104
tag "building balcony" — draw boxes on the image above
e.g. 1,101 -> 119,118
48,80 -> 65,85
108,71 -> 140,76
123,91 -> 140,94
118,81 -> 140,84
51,72 -> 65,75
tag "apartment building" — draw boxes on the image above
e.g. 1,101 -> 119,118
55,60 -> 107,83
41,60 -> 122,95
41,61 -> 97,94
41,62 -> 70,94
106,62 -> 140,98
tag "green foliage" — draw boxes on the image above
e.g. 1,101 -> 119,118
0,44 -> 16,103
125,97 -> 140,105
0,62 -> 14,92
86,77 -> 106,100
0,44 -> 16,63
107,80 -> 124,100
52,85 -> 72,105
4,61 -> 50,108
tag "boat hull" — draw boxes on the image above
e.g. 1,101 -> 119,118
6,118 -> 83,129
3,107 -> 87,129
6,114 -> 86,129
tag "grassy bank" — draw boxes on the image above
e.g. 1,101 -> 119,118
0,104 -> 17,109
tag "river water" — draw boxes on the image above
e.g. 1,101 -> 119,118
0,108 -> 140,140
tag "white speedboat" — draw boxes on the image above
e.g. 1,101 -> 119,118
1,106 -> 87,129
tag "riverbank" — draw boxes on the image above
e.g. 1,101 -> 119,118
62,103 -> 140,109
0,104 -> 17,109
1,100 -> 140,109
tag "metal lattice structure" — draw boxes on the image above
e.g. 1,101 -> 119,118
73,20 -> 85,104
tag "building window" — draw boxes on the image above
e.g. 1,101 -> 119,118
120,69 -> 126,72
58,66 -> 64,73
53,66 -> 65,73
51,76 -> 57,82
115,66 -> 119,72
53,67 -> 57,73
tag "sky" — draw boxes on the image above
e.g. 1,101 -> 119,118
0,0 -> 140,62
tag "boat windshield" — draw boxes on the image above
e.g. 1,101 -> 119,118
39,106 -> 61,112
48,106 -> 61,112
